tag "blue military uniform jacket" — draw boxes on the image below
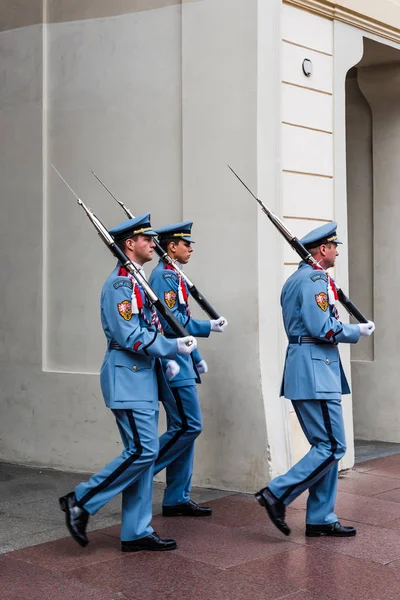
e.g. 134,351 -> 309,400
149,260 -> 211,388
280,262 -> 361,401
100,264 -> 178,410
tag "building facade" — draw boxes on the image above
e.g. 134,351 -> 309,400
0,0 -> 399,492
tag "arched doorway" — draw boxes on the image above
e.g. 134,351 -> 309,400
346,38 -> 400,462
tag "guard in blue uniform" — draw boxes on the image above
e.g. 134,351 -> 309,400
59,213 -> 197,552
255,222 -> 375,538
149,221 -> 228,516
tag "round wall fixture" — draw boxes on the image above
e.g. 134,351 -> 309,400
302,58 -> 312,77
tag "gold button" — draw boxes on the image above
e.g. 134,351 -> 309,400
133,366 -> 137,371
325,359 -> 330,364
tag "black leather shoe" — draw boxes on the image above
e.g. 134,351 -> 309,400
59,492 -> 89,547
121,532 -> 177,552
306,521 -> 357,537
162,499 -> 212,517
255,487 -> 291,536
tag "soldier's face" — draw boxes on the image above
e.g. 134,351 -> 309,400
129,235 -> 155,264
324,242 -> 339,268
169,240 -> 193,264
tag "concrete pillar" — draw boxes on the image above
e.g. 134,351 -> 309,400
345,72 -> 374,363
180,0 -> 285,489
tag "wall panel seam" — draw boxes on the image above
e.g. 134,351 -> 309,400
283,169 -> 333,179
282,121 -> 332,134
282,81 -> 333,96
284,215 -> 332,222
282,39 -> 332,56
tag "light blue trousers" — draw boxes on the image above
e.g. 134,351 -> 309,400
75,408 -> 159,541
268,399 -> 346,525
155,385 -> 202,506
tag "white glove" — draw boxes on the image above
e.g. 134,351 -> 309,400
196,359 -> 208,375
358,321 -> 375,337
176,336 -> 198,355
165,360 -> 180,381
210,316 -> 228,333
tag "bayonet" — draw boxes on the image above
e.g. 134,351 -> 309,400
51,165 -> 193,340
228,165 -> 368,324
91,170 -> 223,322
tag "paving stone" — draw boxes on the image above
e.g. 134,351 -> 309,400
70,551 -> 300,600
0,463 -> 227,552
4,458 -> 400,600
299,520 -> 400,565
374,487 -> 400,503
10,532 -> 121,572
354,442 -> 400,464
364,462 -> 400,480
0,555 -> 130,600
230,546 -> 400,600
333,491 -> 400,525
353,454 -> 400,473
337,470 -> 400,497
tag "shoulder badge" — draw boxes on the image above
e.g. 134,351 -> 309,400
164,290 -> 177,309
315,292 -> 328,312
162,272 -> 175,280
113,279 -> 133,290
118,300 -> 133,321
310,273 -> 328,283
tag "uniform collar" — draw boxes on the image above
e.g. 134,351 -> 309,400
117,261 -> 146,279
299,261 -> 312,269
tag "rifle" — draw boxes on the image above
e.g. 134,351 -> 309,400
91,170 -> 223,322
228,165 -> 368,324
51,165 -> 193,341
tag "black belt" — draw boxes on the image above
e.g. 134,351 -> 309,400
288,336 -> 333,345
109,341 -> 124,350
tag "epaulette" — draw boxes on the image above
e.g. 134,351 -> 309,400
310,273 -> 328,283
113,278 -> 133,290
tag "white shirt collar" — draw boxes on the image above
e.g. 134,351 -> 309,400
132,262 -> 147,280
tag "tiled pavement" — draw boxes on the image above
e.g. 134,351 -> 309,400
4,455 -> 400,599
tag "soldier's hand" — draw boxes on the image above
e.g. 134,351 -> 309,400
177,336 -> 198,354
359,321 -> 375,337
210,317 -> 228,333
196,359 -> 208,375
165,360 -> 180,381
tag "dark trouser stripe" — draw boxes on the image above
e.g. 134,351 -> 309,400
79,410 -> 143,507
321,401 -> 338,454
279,400 -> 337,503
156,388 -> 188,462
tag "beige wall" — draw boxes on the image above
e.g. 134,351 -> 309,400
279,6 -> 400,468
281,4 -> 337,464
338,0 -> 400,30
4,0 -> 400,33
0,1 -> 42,31
45,4 -> 183,373
284,1 -> 400,44
0,1 -> 186,32
46,0 -> 183,23
0,0 -> 284,492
